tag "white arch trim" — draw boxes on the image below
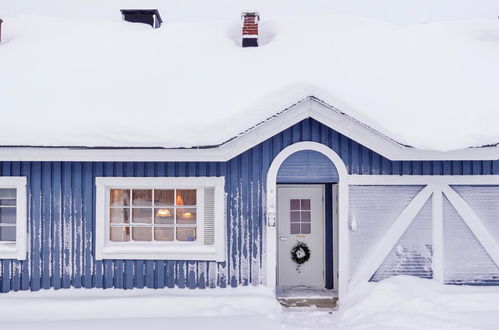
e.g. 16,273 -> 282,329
265,141 -> 350,298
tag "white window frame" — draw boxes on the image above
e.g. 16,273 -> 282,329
0,177 -> 27,260
95,176 -> 226,261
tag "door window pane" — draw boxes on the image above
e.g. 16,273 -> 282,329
290,211 -> 300,222
301,199 -> 310,210
132,190 -> 152,206
110,227 -> 130,242
301,211 -> 311,222
290,223 -> 300,234
290,199 -> 300,210
301,223 -> 311,234
110,189 -> 130,206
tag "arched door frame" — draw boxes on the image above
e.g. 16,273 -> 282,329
265,141 -> 350,298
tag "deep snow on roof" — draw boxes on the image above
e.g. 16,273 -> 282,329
1,7 -> 499,151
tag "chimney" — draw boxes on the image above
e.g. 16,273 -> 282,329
120,9 -> 163,29
0,19 -> 3,44
241,12 -> 259,47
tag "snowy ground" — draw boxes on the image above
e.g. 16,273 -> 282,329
2,276 -> 499,329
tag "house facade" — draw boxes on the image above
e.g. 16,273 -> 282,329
1,97 -> 499,305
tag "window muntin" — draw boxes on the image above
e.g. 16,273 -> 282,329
290,198 -> 311,234
109,188 -> 198,242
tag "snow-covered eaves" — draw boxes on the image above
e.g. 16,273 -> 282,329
0,13 -> 499,159
0,97 -> 498,162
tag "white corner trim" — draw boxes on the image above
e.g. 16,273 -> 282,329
95,176 -> 226,262
0,176 -> 27,260
265,141 -> 350,298
431,186 -> 444,284
349,185 -> 434,288
349,175 -> 499,185
442,185 -> 499,269
1,97 -> 498,161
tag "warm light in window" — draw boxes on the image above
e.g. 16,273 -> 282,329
156,209 -> 171,217
182,212 -> 192,219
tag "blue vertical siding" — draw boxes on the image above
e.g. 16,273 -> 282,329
0,117 -> 497,292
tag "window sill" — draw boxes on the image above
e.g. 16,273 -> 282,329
96,244 -> 224,262
0,243 -> 26,260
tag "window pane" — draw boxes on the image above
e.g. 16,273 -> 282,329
290,223 -> 300,234
176,189 -> 196,206
0,226 -> 15,241
0,208 -> 16,224
176,208 -> 197,224
154,227 -> 174,241
0,189 -> 16,206
290,211 -> 300,222
301,223 -> 311,234
301,211 -> 311,222
132,227 -> 152,241
110,189 -> 130,206
132,190 -> 152,206
290,199 -> 300,210
176,227 -> 196,241
110,208 -> 130,224
154,208 -> 174,224
301,199 -> 310,210
132,208 -> 152,224
154,190 -> 174,206
110,226 -> 130,242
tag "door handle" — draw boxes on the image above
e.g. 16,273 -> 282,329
278,235 -> 287,241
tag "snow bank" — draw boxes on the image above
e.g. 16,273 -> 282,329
2,277 -> 499,329
1,11 -> 499,151
0,286 -> 280,323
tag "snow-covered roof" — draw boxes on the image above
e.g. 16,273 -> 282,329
1,1 -> 499,152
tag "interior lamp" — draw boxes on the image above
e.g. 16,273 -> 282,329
156,209 -> 171,217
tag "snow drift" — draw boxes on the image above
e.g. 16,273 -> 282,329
0,12 -> 499,151
2,276 -> 499,329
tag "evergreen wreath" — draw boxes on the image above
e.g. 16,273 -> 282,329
290,241 -> 311,265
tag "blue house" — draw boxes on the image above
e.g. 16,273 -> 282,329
1,11 -> 499,309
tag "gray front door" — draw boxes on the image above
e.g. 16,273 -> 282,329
277,185 -> 324,287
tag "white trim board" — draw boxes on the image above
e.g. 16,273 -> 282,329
1,97 -> 499,161
265,142 -> 350,300
95,176 -> 226,262
349,175 -> 499,185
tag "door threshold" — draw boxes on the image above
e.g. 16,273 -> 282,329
278,297 -> 338,310
276,286 -> 337,299
276,286 -> 338,310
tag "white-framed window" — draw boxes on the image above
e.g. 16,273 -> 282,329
0,177 -> 27,260
95,177 -> 225,261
